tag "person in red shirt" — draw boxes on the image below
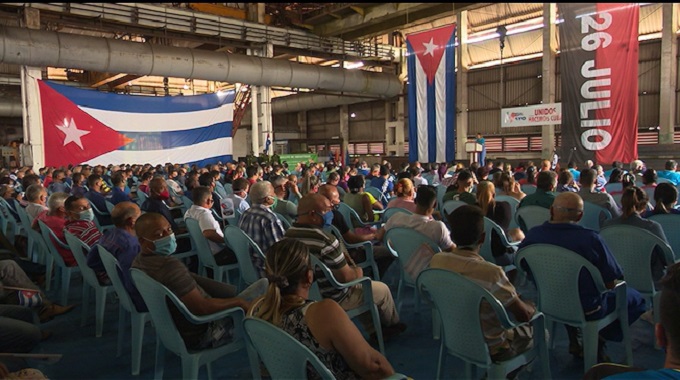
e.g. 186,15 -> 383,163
32,192 -> 73,266
64,195 -> 103,248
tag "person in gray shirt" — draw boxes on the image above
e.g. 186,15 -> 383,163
578,168 -> 621,218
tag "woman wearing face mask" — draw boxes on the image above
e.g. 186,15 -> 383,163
64,195 -> 102,248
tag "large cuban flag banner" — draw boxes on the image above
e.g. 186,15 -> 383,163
406,24 -> 456,164
38,80 -> 235,168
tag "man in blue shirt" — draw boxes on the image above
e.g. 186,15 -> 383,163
110,172 -> 133,205
84,174 -> 112,226
518,192 -> 645,363
658,160 -> 680,186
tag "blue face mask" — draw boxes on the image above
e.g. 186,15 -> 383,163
149,233 -> 177,256
322,210 -> 334,228
78,208 -> 94,222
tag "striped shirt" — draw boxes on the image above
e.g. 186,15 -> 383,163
285,224 -> 349,302
238,204 -> 285,277
65,220 -> 103,248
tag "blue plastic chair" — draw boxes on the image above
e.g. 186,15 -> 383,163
337,203 -> 382,229
579,202 -> 612,231
273,212 -> 292,230
514,205 -> 550,234
64,232 -> 112,338
327,225 -> 379,280
223,183 -> 233,195
15,203 -> 42,264
130,269 -> 257,380
105,200 -> 116,215
38,220 -> 79,305
382,207 -> 413,222
243,317 -> 335,379
136,190 -> 148,208
384,227 -> 442,314
516,244 -> 633,372
364,186 -> 389,206
649,214 -> 680,261
495,195 -> 520,229
600,225 -> 676,326
417,268 -> 551,380
214,182 -> 229,199
0,199 -> 21,245
185,218 -> 239,285
480,217 -> 519,269
223,225 -> 265,290
605,183 -> 623,194
308,255 -> 385,355
441,200 -> 467,218
520,184 -> 537,195
436,185 -> 447,213
98,246 -> 151,376
87,199 -> 114,232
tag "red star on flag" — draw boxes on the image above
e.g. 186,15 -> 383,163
406,24 -> 456,85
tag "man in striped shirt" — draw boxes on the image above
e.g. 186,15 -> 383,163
64,195 -> 103,248
285,194 -> 404,339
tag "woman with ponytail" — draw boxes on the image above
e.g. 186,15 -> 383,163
643,182 -> 680,217
602,186 -> 670,285
249,239 -> 395,379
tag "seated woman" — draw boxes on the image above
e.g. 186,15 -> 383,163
602,186 -> 670,286
249,239 -> 395,380
386,178 -> 417,213
517,166 -> 537,186
344,175 -> 383,224
642,183 -> 680,217
495,172 -> 525,201
556,170 -> 579,193
476,181 -> 524,266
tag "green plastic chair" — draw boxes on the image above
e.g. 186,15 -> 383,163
130,269 -> 257,380
0,199 -> 21,245
516,244 -> 633,372
384,227 -> 442,314
337,203 -> 382,229
514,205 -> 550,234
416,268 -> 551,380
38,220 -> 79,305
64,232 -> 112,338
580,202 -> 612,231
327,225 -> 379,281
185,218 -> 239,285
274,212 -> 292,230
136,190 -> 149,208
382,207 -> 413,222
365,186 -> 389,206
308,255 -> 385,355
649,214 -> 680,261
243,317 -> 335,379
480,217 -> 519,269
105,200 -> 116,215
87,198 -> 114,232
520,184 -> 537,195
495,196 -> 520,230
441,200 -> 467,218
98,246 -> 151,376
15,203 -> 42,265
436,185 -> 447,213
600,225 -> 676,326
223,225 -> 265,290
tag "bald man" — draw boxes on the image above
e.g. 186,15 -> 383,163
88,201 -> 145,310
131,212 -> 267,350
285,194 -> 405,341
519,192 -> 645,362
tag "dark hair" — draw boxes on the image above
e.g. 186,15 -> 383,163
87,174 -> 102,189
558,170 -> 574,186
64,195 -> 85,212
246,165 -> 259,178
379,165 -> 389,177
327,171 -> 340,182
660,262 -> 680,355
622,173 -> 636,189
22,174 -> 41,190
526,166 -> 537,184
608,168 -> 623,184
414,185 -> 437,209
579,168 -> 597,186
653,183 -> 679,214
112,172 -> 125,187
198,172 -> 214,187
665,160 -> 677,171
347,175 -> 365,194
232,178 -> 250,193
621,186 -> 648,217
192,186 -> 213,205
536,171 -> 557,191
642,168 -> 657,185
447,205 -> 484,247
456,169 -> 472,184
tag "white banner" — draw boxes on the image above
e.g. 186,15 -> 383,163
501,103 -> 562,128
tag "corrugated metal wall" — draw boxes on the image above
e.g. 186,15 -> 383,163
348,101 -> 386,141
307,108 -> 340,140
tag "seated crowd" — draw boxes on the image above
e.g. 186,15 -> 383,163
0,156 -> 679,379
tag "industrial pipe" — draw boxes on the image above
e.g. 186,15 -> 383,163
0,26 -> 402,97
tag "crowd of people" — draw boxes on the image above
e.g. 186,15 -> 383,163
0,154 -> 679,378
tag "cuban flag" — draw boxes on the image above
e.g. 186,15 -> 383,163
406,24 -> 456,164
37,80 -> 235,168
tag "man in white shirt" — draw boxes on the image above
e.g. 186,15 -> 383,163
380,185 -> 455,252
184,186 -> 236,265
225,177 -> 250,215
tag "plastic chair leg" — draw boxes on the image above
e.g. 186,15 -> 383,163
131,313 -> 146,376
431,309 -> 441,340
81,283 -> 90,327
620,315 -> 633,366
582,324 -> 599,373
45,254 -> 54,291
206,362 -> 213,380
489,363 -> 507,380
95,287 -> 108,338
246,338 -> 262,380
436,340 -> 445,380
396,279 -> 404,314
60,267 -> 71,306
117,306 -> 126,357
154,336 -> 165,380
181,356 -> 200,380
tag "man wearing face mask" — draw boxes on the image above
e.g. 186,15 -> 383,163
87,202 -> 144,305
237,181 -> 286,278
285,194 -> 406,342
64,195 -> 102,249
131,212 -> 267,350
141,177 -> 184,234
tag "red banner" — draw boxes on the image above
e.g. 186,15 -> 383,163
559,3 -> 639,165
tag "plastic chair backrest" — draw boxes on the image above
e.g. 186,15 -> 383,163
336,203 -> 361,228
516,244 -> 607,325
480,217 -> 512,264
442,200 -> 467,217
382,207 -> 413,221
223,225 -> 263,286
98,246 -> 138,314
130,269 -> 192,355
611,192 -> 623,208
520,184 -> 537,195
515,206 -> 550,233
495,195 -> 520,211
223,183 -> 233,195
580,202 -> 612,231
417,268 -> 514,367
37,220 -> 67,268
105,200 -> 116,215
274,212 -> 291,230
364,186 -> 387,204
181,195 -> 193,208
436,185 -> 447,212
243,318 -> 335,380
649,214 -> 680,260
600,225 -> 676,295
385,227 -> 441,284
64,232 -> 99,288
136,190 -> 148,206
185,218 -> 217,268
605,183 -> 623,194
214,182 -> 228,199
15,202 -> 32,230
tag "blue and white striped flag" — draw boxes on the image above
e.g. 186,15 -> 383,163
406,24 -> 457,163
